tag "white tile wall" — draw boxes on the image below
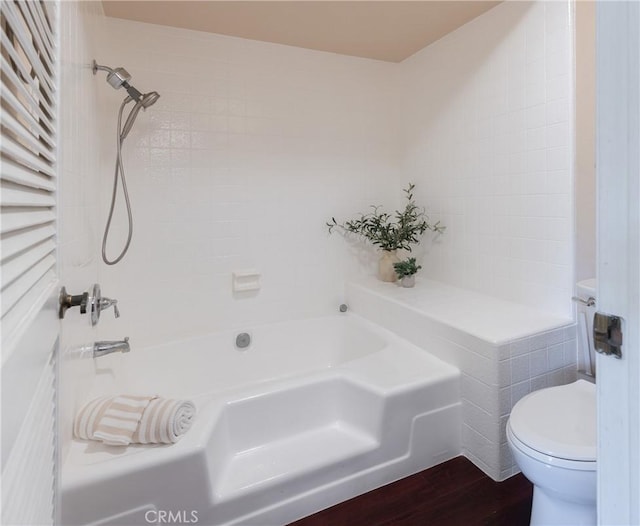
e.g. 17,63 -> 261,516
95,18 -> 400,348
89,0 -> 575,345
58,1 -> 106,463
399,1 -> 574,317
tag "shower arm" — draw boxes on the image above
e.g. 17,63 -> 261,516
91,60 -> 115,76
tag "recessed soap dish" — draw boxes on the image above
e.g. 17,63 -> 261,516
232,270 -> 261,292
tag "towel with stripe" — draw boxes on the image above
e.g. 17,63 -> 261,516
74,395 -> 196,446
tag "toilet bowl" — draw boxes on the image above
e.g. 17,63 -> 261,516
507,380 -> 596,526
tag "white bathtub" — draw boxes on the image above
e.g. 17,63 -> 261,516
62,314 -> 461,526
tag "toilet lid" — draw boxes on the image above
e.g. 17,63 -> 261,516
509,380 -> 596,462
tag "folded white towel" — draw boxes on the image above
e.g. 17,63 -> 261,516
74,395 -> 196,446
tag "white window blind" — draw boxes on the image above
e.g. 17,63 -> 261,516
1,0 -> 57,354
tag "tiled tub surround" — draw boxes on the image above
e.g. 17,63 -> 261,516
91,0 -> 575,349
95,17 -> 400,349
347,277 -> 576,480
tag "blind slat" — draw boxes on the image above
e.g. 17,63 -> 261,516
1,210 -> 55,234
0,29 -> 54,109
0,54 -> 54,125
1,156 -> 55,192
1,110 -> 56,163
1,81 -> 55,148
1,254 -> 55,318
1,224 -> 55,262
0,134 -> 55,177
1,184 -> 56,207
1,1 -> 55,94
31,2 -> 54,52
1,239 -> 55,290
18,1 -> 54,68
41,1 -> 56,34
0,36 -> 55,122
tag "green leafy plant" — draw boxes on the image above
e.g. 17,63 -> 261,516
394,257 -> 422,278
326,183 -> 445,252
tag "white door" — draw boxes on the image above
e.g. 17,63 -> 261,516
596,2 -> 640,524
1,1 -> 60,524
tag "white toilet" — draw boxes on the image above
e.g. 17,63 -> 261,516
507,279 -> 597,526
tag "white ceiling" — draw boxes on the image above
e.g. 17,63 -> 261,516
102,1 -> 501,63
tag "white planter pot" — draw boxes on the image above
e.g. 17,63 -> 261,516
400,275 -> 416,288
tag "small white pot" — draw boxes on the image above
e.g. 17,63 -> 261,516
400,275 -> 415,288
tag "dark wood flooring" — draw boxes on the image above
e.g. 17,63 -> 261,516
290,456 -> 533,526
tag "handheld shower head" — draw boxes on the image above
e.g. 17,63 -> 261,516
141,91 -> 160,108
120,92 -> 161,139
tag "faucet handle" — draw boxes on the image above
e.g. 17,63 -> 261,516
87,284 -> 121,325
100,297 -> 120,318
59,284 -> 121,325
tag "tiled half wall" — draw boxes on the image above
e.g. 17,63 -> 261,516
347,277 -> 577,481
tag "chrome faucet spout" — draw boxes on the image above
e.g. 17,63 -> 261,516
93,337 -> 130,358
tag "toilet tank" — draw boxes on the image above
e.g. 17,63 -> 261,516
576,279 -> 597,378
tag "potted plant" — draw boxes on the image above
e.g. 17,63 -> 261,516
394,257 -> 422,288
326,183 -> 444,282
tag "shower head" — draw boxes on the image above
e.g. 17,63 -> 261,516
92,60 -> 158,106
120,91 -> 161,140
140,91 -> 160,109
93,59 -> 160,140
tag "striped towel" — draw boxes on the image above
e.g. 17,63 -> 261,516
74,395 -> 196,446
